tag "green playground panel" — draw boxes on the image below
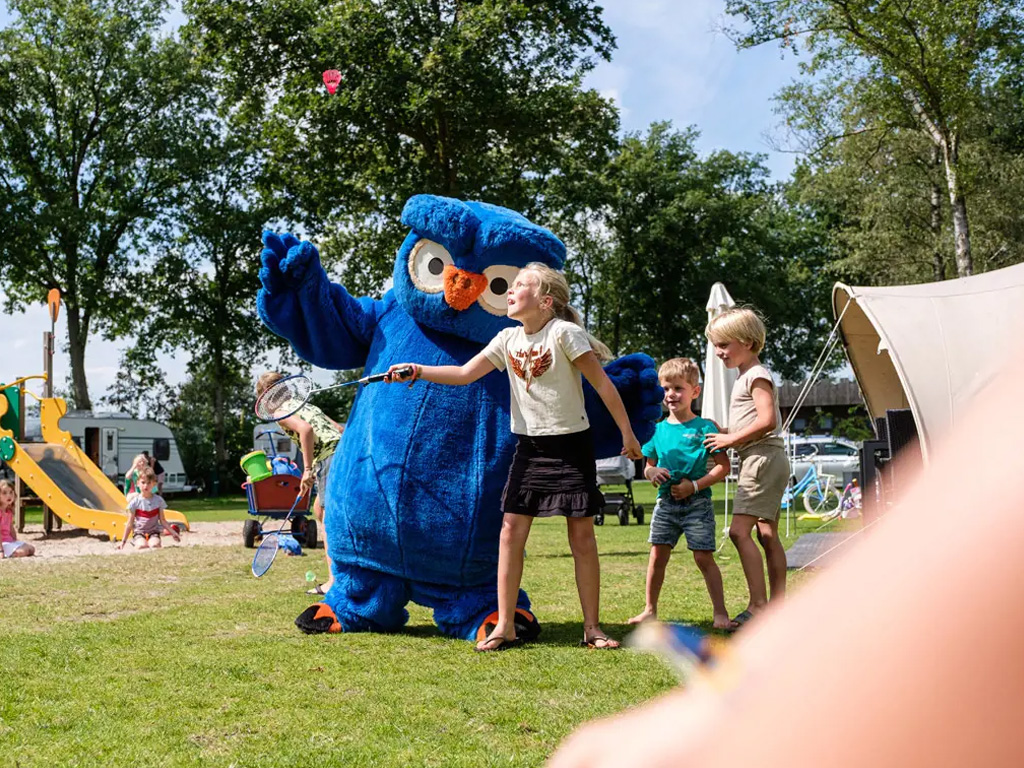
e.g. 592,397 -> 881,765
0,384 -> 21,439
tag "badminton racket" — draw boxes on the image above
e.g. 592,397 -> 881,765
627,621 -> 737,688
252,491 -> 307,578
254,369 -> 413,423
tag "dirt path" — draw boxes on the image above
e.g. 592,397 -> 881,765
10,521 -> 242,560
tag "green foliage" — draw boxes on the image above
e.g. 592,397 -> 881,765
800,404 -> 873,442
99,344 -> 178,422
726,0 -> 1024,278
145,120 -> 289,477
183,0 -> 620,289
0,0 -> 211,408
168,367 -> 256,493
308,369 -> 363,425
553,123 -> 836,380
833,405 -> 874,442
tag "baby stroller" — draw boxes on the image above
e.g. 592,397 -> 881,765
594,455 -> 645,526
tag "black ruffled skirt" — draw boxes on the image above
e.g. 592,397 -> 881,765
501,429 -> 605,518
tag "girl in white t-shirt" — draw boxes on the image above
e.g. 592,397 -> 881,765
386,263 -> 642,652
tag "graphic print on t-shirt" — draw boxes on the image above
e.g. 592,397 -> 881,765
507,344 -> 552,392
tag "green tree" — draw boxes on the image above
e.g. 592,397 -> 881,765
100,344 -> 178,422
0,0 -> 210,408
183,0 -> 620,291
169,367 -> 255,493
725,0 -> 1024,277
142,120 -> 288,486
556,123 -> 835,380
785,128 -> 955,286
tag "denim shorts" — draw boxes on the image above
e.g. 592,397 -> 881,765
648,496 -> 716,551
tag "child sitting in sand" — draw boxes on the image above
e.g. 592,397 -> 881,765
117,468 -> 180,550
0,479 -> 35,559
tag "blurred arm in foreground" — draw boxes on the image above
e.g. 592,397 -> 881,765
548,362 -> 1024,768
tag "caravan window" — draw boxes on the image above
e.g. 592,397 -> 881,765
153,438 -> 171,461
106,432 -> 115,452
277,439 -> 291,455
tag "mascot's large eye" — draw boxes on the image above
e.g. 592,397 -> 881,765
478,265 -> 520,316
408,239 -> 454,293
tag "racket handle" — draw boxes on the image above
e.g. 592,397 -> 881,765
362,366 -> 413,384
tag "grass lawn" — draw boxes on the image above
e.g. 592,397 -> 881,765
1,484 -> 831,767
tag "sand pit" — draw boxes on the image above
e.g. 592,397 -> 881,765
8,520 -> 242,559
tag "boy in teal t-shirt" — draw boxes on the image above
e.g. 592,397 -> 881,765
628,358 -> 735,631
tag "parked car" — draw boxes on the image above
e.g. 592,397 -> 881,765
786,435 -> 861,484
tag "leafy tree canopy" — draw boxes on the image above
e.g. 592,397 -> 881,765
184,0 -> 620,292
556,123 -> 836,381
0,0 -> 211,408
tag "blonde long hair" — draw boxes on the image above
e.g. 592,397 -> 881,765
522,263 -> 612,361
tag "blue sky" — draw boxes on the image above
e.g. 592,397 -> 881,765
2,0 -> 803,406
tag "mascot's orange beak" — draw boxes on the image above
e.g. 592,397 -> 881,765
442,265 -> 488,311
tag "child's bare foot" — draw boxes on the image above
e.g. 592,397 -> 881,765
628,609 -> 657,625
712,614 -> 739,631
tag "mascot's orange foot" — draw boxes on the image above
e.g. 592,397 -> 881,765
476,608 -> 542,643
295,603 -> 343,634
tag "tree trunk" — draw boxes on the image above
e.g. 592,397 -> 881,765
65,308 -> 92,410
212,341 -> 227,483
929,146 -> 945,282
941,135 -> 973,277
906,93 -> 972,277
214,378 -> 226,476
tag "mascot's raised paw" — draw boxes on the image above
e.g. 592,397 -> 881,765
586,353 -> 664,458
259,231 -> 321,294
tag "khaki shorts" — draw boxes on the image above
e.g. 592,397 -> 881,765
734,443 -> 789,522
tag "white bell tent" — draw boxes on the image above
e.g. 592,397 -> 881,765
833,261 -> 1024,463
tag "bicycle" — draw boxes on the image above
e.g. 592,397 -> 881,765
797,477 -> 862,524
782,464 -> 841,517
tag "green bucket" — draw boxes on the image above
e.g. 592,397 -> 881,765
240,450 -> 272,482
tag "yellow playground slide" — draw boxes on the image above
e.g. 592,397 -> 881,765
0,393 -> 189,542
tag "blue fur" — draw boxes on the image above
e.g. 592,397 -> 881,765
392,196 -> 566,345
257,195 -> 662,640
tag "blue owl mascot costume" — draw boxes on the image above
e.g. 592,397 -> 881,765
257,194 -> 662,641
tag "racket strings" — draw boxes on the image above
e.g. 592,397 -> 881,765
254,376 -> 313,422
252,533 -> 280,577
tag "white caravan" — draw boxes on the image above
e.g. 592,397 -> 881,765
24,411 -> 194,494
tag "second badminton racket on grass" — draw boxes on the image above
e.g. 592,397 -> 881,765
251,491 -> 307,578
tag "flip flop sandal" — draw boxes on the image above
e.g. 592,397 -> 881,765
732,610 -> 755,627
580,634 -> 620,650
306,583 -> 327,596
475,635 -> 524,653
